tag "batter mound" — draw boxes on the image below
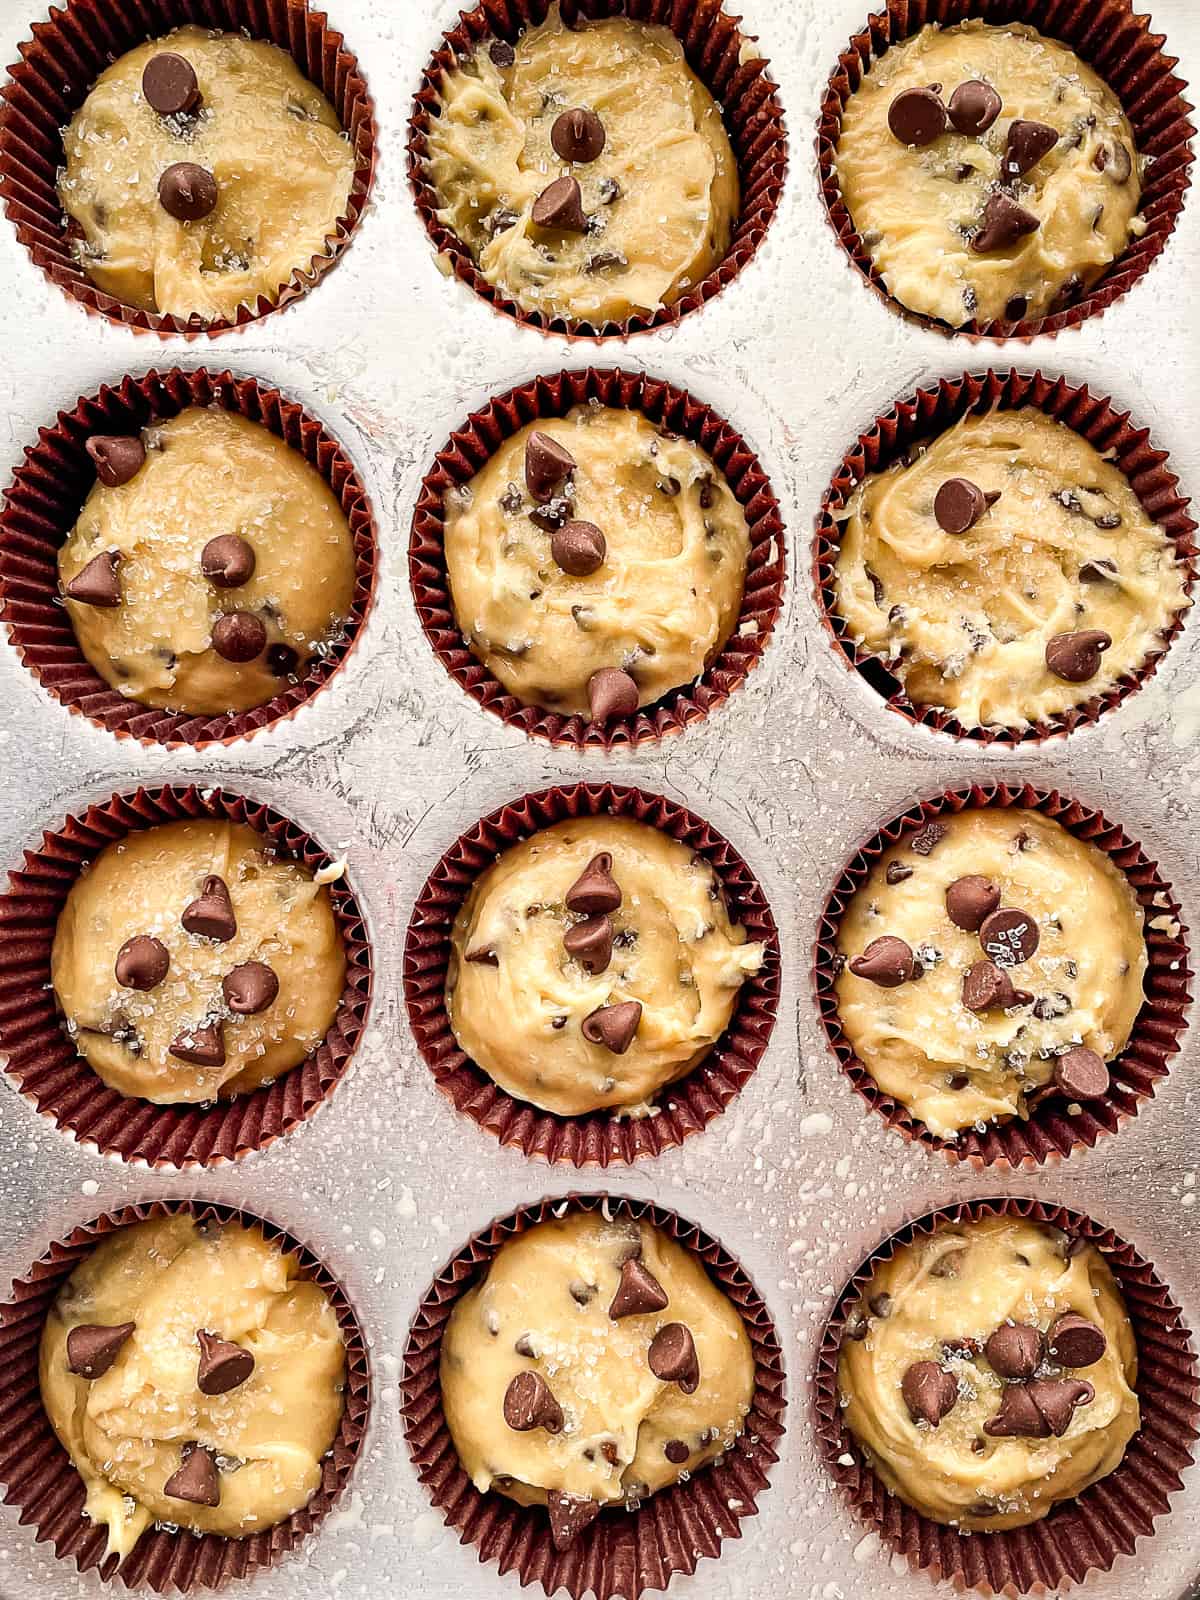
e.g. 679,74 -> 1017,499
52,819 -> 346,1104
425,4 -> 738,325
835,20 -> 1142,326
59,26 -> 355,323
447,816 -> 764,1117
832,409 -> 1186,729
59,409 -> 357,718
444,406 -> 751,721
834,808 -> 1146,1138
838,1215 -> 1139,1529
40,1215 -> 346,1560
441,1210 -> 755,1549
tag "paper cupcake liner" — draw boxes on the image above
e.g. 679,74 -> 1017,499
402,1191 -> 786,1600
404,782 -> 779,1165
0,366 -> 378,748
0,0 -> 375,338
410,366 -> 786,748
0,783 -> 373,1167
815,1196 -> 1199,1593
818,0 -> 1194,341
0,1197 -> 370,1592
408,0 -> 787,341
815,781 -> 1191,1168
814,368 -> 1197,745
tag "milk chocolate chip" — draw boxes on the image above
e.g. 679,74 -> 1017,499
503,1370 -> 564,1433
848,936 -> 914,988
201,534 -> 256,588
211,611 -> 267,663
86,434 -> 145,487
182,875 -> 236,941
971,192 -> 1040,253
587,667 -> 639,721
66,1321 -> 135,1379
888,86 -> 948,146
565,853 -> 621,914
1002,119 -> 1059,182
979,906 -> 1039,966
168,1018 -> 226,1067
142,52 -> 201,117
524,431 -> 575,502
164,1444 -> 220,1507
222,961 -> 279,1015
609,1257 -> 669,1320
582,1000 -> 642,1054
1045,629 -> 1111,682
563,913 -> 613,975
945,875 -> 1001,931
962,959 -> 1023,1012
547,1491 -> 600,1551
64,551 -> 121,607
948,80 -> 1001,136
985,1322 -> 1044,1380
648,1322 -> 699,1392
552,519 -> 606,575
933,477 -> 997,534
901,1361 -> 958,1427
1046,1311 -> 1107,1368
551,108 -> 606,163
532,175 -> 587,231
115,935 -> 170,991
158,161 -> 218,221
1053,1046 -> 1110,1101
196,1329 -> 255,1395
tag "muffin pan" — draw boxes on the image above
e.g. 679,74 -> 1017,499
0,0 -> 1197,1597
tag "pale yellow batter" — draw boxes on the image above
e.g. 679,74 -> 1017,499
442,1211 -> 754,1539
832,409 -> 1186,729
835,20 -> 1142,325
59,409 -> 357,718
40,1215 -> 345,1560
834,809 -> 1145,1137
426,5 -> 738,324
444,407 -> 750,717
838,1216 -> 1139,1529
52,820 -> 345,1104
59,27 -> 355,323
448,817 -> 764,1117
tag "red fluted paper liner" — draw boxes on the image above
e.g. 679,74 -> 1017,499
818,0 -> 1194,341
0,783 -> 373,1167
405,782 -> 779,1165
0,1197 -> 370,1592
408,0 -> 787,340
815,1197 -> 1199,1592
402,1191 -> 785,1600
814,369 -> 1197,745
815,782 -> 1191,1168
0,0 -> 375,338
411,367 -> 786,749
0,367 -> 377,748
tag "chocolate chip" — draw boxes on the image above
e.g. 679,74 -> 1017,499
514,1333 -> 537,1358
1046,1311 -> 1107,1368
911,822 -> 946,856
201,534 -> 256,588
196,1329 -> 255,1395
648,1323 -> 699,1393
551,519 -> 605,575
222,961 -> 279,1016
886,862 -> 913,885
115,935 -> 169,991
546,1491 -> 599,1551
563,913 -> 613,976
164,1444 -> 220,1507
211,611 -> 267,664
934,477 -> 995,534
868,1293 -> 893,1319
182,875 -> 236,941
948,79 -> 1001,136
663,1439 -> 690,1465
158,161 -> 218,221
609,1257 -> 669,1320
66,1321 -> 135,1379
504,1370 -> 564,1433
142,52 -> 200,117
488,38 -> 515,67
582,1000 -> 642,1054
266,642 -> 300,677
1045,629 -> 1111,682
551,108 -> 606,163
1004,293 -> 1028,321
971,192 -> 1040,253
901,1361 -> 958,1427
525,431 -> 575,502
979,907 -> 1040,967
1096,140 -> 1133,183
86,433 -> 145,487
985,1377 -> 1094,1438
587,666 -> 639,721
565,853 -> 621,914
168,1018 -> 225,1067
1033,992 -> 1071,1020
532,175 -> 586,231
586,250 -> 627,274
848,936 -> 914,988
1002,119 -> 1059,182
943,1336 -> 982,1357
1052,1046 -> 1110,1102
985,1322 -> 1044,1380
569,1279 -> 597,1307
962,959 -> 1021,1012
64,550 -> 121,607
945,875 -> 1001,931
1080,558 -> 1118,584
888,86 -> 948,146
465,945 -> 498,966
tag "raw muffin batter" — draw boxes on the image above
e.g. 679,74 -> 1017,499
834,808 -> 1145,1137
832,409 -> 1186,729
59,26 -> 355,323
444,406 -> 751,720
52,819 -> 345,1104
447,817 -> 764,1116
838,1215 -> 1139,1529
40,1214 -> 346,1560
441,1210 -> 755,1548
60,409 -> 357,718
425,4 -> 738,325
835,20 -> 1143,325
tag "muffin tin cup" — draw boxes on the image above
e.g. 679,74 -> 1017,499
407,0 -> 788,341
815,781 -> 1192,1168
401,1190 -> 786,1600
404,781 -> 780,1165
0,0 -> 376,338
0,366 -> 378,748
0,1196 -> 371,1593
410,366 -> 786,748
814,1196 -> 1199,1593
817,0 -> 1195,341
814,368 -> 1197,745
0,782 -> 373,1168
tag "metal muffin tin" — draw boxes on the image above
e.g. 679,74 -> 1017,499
0,0 -> 1197,1595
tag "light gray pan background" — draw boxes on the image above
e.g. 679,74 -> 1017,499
0,0 -> 1197,1595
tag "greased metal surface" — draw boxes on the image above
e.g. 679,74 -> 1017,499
0,1 -> 1197,1597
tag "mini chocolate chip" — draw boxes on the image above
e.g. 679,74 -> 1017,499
945,875 -> 1001,931
888,86 -> 948,146
948,79 -> 1001,136
1045,629 -> 1111,682
849,936 -> 914,988
504,1370 -> 564,1433
885,862 -> 913,885
1033,992 -> 1072,1020
610,1258 -> 669,1320
934,477 -> 994,534
115,935 -> 169,991
569,1279 -> 597,1307
1002,119 -> 1059,182
587,667 -> 639,721
584,249 -> 628,272
582,1000 -> 642,1054
64,551 -> 121,607
525,431 -> 575,501
168,1018 -> 225,1067
979,907 -> 1040,967
1053,1046 -> 1110,1101
66,1321 -> 135,1379
211,611 -> 267,663
1005,293 -> 1028,321
1079,557 -> 1118,584
869,1293 -> 893,1319
465,944 -> 498,966
1046,1311 -> 1107,1368
985,1322 -> 1044,1380
164,1444 -> 220,1507
182,875 -> 236,941
901,1361 -> 958,1427
664,1439 -> 690,1464
142,52 -> 200,117
563,913 -> 613,975
514,1333 -> 537,1358
196,1329 -> 255,1395
532,175 -> 586,231
911,822 -> 947,856
201,534 -> 256,588
222,961 -> 279,1016
86,433 -> 145,487
158,161 -> 218,221
648,1323 -> 699,1392
546,1492 -> 599,1551
551,107 -> 606,163
488,38 -> 515,67
971,191 -> 1040,253
844,1307 -> 869,1341
943,1336 -> 982,1357
565,853 -> 621,914
551,519 -> 606,575
266,642 -> 300,677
